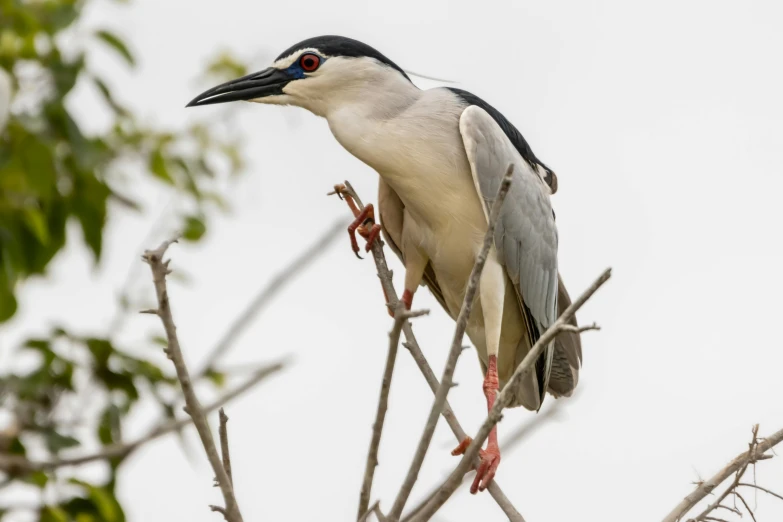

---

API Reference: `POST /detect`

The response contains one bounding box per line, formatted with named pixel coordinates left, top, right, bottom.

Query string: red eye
left=299, top=53, right=321, bottom=72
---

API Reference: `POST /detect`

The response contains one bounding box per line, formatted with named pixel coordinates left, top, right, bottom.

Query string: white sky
left=3, top=0, right=783, bottom=520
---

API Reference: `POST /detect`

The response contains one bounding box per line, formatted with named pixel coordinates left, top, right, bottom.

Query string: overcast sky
left=4, top=0, right=783, bottom=520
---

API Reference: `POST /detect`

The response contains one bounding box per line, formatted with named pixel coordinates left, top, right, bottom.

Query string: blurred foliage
left=0, top=0, right=246, bottom=323
left=0, top=0, right=246, bottom=520
left=0, top=329, right=185, bottom=522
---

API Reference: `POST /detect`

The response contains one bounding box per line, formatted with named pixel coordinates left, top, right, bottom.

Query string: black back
left=447, top=87, right=555, bottom=186
left=275, top=35, right=411, bottom=82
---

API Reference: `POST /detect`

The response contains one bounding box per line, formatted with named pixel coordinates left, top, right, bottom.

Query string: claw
left=363, top=223, right=381, bottom=252
left=347, top=203, right=380, bottom=259
left=451, top=436, right=472, bottom=456
left=472, top=444, right=500, bottom=493
left=327, top=183, right=346, bottom=200
left=451, top=437, right=501, bottom=494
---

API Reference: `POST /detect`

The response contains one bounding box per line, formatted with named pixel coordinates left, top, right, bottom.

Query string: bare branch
left=0, top=363, right=282, bottom=474
left=664, top=424, right=783, bottom=522
left=560, top=323, right=600, bottom=334
left=713, top=504, right=741, bottom=517
left=409, top=267, right=612, bottom=522
left=388, top=165, right=515, bottom=521
left=374, top=502, right=388, bottom=522
left=335, top=180, right=523, bottom=522
left=142, top=239, right=243, bottom=522
left=197, top=218, right=347, bottom=376
left=359, top=500, right=388, bottom=522
left=218, top=408, right=233, bottom=485
left=358, top=306, right=429, bottom=518
left=737, top=482, right=783, bottom=502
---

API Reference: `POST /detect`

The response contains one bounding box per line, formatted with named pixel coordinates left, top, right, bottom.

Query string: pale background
left=3, top=0, right=783, bottom=520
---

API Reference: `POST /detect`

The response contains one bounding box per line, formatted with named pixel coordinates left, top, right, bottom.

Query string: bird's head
left=186, top=35, right=412, bottom=117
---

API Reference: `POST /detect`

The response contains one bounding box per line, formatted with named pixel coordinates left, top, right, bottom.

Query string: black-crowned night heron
left=187, top=35, right=581, bottom=494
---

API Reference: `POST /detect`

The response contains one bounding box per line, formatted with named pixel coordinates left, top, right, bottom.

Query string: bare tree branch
left=737, top=483, right=783, bottom=502
left=663, top=424, right=783, bottom=522
left=142, top=239, right=242, bottom=522
left=218, top=408, right=233, bottom=485
left=197, top=218, right=347, bottom=376
left=0, top=363, right=282, bottom=474
left=409, top=267, right=612, bottom=522
left=388, top=164, right=516, bottom=521
left=333, top=179, right=523, bottom=522
left=359, top=500, right=388, bottom=522
left=686, top=425, right=761, bottom=522
left=732, top=491, right=757, bottom=522
left=358, top=307, right=429, bottom=519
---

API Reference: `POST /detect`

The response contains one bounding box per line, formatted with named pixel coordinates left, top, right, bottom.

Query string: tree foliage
left=0, top=1, right=249, bottom=520
left=0, top=0, right=246, bottom=322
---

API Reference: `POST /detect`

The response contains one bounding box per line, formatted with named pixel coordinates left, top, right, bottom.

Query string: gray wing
left=458, top=105, right=559, bottom=404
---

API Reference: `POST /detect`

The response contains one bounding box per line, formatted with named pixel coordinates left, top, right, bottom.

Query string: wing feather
left=458, top=105, right=559, bottom=406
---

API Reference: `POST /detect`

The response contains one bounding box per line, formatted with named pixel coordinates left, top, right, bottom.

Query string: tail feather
left=548, top=274, right=582, bottom=397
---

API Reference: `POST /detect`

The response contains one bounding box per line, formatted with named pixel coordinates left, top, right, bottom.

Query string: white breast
left=327, top=88, right=488, bottom=271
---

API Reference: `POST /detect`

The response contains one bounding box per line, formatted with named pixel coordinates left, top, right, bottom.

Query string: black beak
left=186, top=67, right=292, bottom=107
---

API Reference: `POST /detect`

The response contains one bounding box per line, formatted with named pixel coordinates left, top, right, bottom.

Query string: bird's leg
left=452, top=253, right=505, bottom=493
left=329, top=183, right=391, bottom=313
left=400, top=246, right=428, bottom=313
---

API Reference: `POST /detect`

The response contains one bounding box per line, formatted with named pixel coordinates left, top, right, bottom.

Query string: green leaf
left=182, top=215, right=205, bottom=242
left=149, top=335, right=168, bottom=347
left=0, top=263, right=17, bottom=322
left=98, top=406, right=121, bottom=445
left=72, top=176, right=109, bottom=261
left=88, top=485, right=120, bottom=522
left=23, top=207, right=50, bottom=244
left=149, top=149, right=173, bottom=184
left=27, top=470, right=49, bottom=488
left=8, top=437, right=25, bottom=456
left=86, top=338, right=113, bottom=366
left=97, top=369, right=139, bottom=402
left=92, top=75, right=127, bottom=115
left=204, top=368, right=225, bottom=387
left=44, top=429, right=81, bottom=452
left=94, top=30, right=135, bottom=66
left=39, top=506, right=69, bottom=522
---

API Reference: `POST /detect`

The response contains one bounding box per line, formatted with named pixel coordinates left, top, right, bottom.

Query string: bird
left=187, top=35, right=582, bottom=494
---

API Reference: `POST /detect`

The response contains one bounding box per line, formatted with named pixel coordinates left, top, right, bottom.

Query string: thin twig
left=0, top=363, right=282, bottom=474
left=409, top=267, right=612, bottom=522
left=713, top=504, right=741, bottom=517
left=388, top=164, right=515, bottom=521
left=687, top=425, right=760, bottom=522
left=664, top=424, right=783, bottom=522
left=218, top=408, right=233, bottom=485
left=732, top=491, right=757, bottom=522
left=359, top=501, right=387, bottom=522
left=142, top=239, right=242, bottom=522
left=560, top=323, right=600, bottom=334
left=358, top=307, right=429, bottom=519
left=374, top=502, right=388, bottom=522
left=335, top=179, right=523, bottom=522
left=196, top=218, right=347, bottom=376
left=737, top=483, right=783, bottom=502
